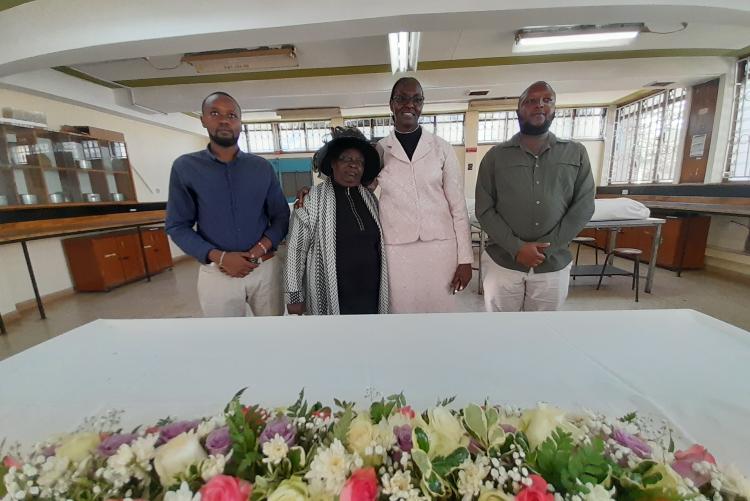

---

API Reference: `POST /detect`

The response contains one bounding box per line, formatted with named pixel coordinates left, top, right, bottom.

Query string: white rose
left=56, top=432, right=100, bottom=463
left=581, top=483, right=616, bottom=501
left=154, top=431, right=208, bottom=487
left=269, top=477, right=310, bottom=501
left=421, top=407, right=469, bottom=459
left=347, top=414, right=377, bottom=458
left=521, top=405, right=582, bottom=450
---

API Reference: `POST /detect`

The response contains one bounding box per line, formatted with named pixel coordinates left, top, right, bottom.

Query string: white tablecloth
left=1, top=310, right=748, bottom=471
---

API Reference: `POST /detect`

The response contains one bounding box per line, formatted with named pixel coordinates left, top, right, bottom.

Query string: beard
left=519, top=116, right=554, bottom=136
left=209, top=130, right=239, bottom=147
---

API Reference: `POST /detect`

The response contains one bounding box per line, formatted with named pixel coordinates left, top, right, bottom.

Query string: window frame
left=724, top=57, right=750, bottom=182
left=606, top=88, right=687, bottom=185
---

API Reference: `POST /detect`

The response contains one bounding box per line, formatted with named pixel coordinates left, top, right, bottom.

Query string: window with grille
left=478, top=108, right=605, bottom=143
left=278, top=121, right=331, bottom=152
left=725, top=58, right=750, bottom=181
left=241, top=123, right=275, bottom=153
left=343, top=117, right=396, bottom=141
left=607, top=88, right=687, bottom=184
left=478, top=111, right=519, bottom=143
left=418, top=114, right=464, bottom=144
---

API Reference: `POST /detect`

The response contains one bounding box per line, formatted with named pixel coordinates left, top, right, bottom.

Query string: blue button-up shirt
left=166, top=147, right=290, bottom=263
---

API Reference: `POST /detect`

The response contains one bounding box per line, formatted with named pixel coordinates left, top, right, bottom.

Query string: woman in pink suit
left=375, top=77, right=472, bottom=313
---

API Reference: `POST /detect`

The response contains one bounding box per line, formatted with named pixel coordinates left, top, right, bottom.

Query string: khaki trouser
left=197, top=256, right=283, bottom=317
left=481, top=251, right=572, bottom=312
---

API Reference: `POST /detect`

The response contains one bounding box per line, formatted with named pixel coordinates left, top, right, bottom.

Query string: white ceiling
left=0, top=0, right=748, bottom=130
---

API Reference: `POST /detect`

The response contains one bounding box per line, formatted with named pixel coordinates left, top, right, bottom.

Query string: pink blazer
left=376, top=130, right=473, bottom=264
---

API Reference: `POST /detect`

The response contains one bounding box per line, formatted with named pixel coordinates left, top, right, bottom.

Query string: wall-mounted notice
left=689, top=134, right=707, bottom=158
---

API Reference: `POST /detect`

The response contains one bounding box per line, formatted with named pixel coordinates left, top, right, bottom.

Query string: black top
left=333, top=182, right=381, bottom=314
left=395, top=126, right=422, bottom=160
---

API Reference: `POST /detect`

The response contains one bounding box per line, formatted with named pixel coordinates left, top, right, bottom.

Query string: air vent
left=467, top=90, right=490, bottom=96
left=644, top=81, right=674, bottom=88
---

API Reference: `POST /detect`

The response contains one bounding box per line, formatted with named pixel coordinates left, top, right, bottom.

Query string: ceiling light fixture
left=388, top=32, right=420, bottom=73
left=182, top=46, right=297, bottom=74
left=513, top=23, right=644, bottom=53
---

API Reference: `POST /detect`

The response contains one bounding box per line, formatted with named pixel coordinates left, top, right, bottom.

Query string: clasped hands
left=209, top=237, right=272, bottom=278
left=515, top=242, right=551, bottom=268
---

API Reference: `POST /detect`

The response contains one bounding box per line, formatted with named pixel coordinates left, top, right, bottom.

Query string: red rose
left=516, top=475, right=554, bottom=501
left=399, top=406, right=416, bottom=419
left=199, top=474, right=253, bottom=501
left=340, top=467, right=378, bottom=501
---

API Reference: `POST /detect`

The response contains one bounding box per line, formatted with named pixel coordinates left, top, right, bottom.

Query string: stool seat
left=613, top=248, right=642, bottom=256
left=572, top=236, right=596, bottom=243
left=597, top=247, right=642, bottom=302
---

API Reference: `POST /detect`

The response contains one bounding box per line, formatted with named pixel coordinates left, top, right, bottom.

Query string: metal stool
left=571, top=236, right=597, bottom=280
left=597, top=248, right=642, bottom=302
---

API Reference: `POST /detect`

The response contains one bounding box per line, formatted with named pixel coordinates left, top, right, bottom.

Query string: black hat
left=316, top=134, right=381, bottom=185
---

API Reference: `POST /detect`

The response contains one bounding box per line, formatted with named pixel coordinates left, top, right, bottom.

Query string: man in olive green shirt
left=475, top=81, right=595, bottom=311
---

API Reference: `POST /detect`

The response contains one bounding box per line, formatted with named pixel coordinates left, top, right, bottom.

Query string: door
left=679, top=79, right=719, bottom=183
left=152, top=229, right=173, bottom=270
left=140, top=229, right=162, bottom=274
left=92, top=236, right=125, bottom=288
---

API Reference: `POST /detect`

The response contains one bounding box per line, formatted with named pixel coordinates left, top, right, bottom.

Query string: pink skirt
left=385, top=239, right=458, bottom=314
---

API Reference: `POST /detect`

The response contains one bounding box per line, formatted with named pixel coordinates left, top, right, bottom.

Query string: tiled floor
left=2, top=247, right=749, bottom=360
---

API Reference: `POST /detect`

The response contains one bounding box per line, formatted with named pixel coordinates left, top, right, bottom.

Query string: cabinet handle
left=143, top=245, right=152, bottom=249
left=104, top=253, right=117, bottom=258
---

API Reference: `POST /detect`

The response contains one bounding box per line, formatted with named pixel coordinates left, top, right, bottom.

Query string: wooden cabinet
left=578, top=215, right=711, bottom=270
left=0, top=123, right=137, bottom=208
left=62, top=228, right=172, bottom=291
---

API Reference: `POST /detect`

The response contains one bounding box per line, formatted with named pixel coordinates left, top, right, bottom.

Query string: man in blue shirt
left=166, top=92, right=290, bottom=316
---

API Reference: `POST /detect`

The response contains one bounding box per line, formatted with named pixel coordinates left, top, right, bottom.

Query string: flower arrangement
left=2, top=390, right=748, bottom=501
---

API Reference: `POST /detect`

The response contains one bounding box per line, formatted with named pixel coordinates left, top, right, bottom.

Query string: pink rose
left=516, top=475, right=554, bottom=501
left=340, top=467, right=378, bottom=501
left=2, top=456, right=22, bottom=469
left=399, top=406, right=416, bottom=419
left=199, top=475, right=253, bottom=501
left=671, top=444, right=716, bottom=487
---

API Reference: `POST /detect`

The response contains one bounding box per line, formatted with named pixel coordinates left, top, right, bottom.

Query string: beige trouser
left=481, top=251, right=572, bottom=312
left=197, top=256, right=283, bottom=317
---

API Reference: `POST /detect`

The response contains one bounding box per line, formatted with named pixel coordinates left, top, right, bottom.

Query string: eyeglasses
left=391, top=95, right=425, bottom=106
left=337, top=155, right=365, bottom=167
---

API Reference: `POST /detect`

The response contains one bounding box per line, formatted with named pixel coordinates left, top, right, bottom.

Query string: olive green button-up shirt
left=475, top=132, right=595, bottom=273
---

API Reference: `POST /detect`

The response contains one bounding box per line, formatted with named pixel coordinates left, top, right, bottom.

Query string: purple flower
left=259, top=416, right=296, bottom=447
left=41, top=445, right=56, bottom=458
left=501, top=424, right=517, bottom=434
left=98, top=434, right=137, bottom=457
left=158, top=420, right=201, bottom=445
left=394, top=425, right=413, bottom=453
left=612, top=428, right=652, bottom=458
left=206, top=426, right=232, bottom=456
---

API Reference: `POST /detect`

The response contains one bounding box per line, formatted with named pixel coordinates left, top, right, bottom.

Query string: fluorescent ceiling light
left=389, top=32, right=420, bottom=73
left=513, top=24, right=643, bottom=53
left=182, top=47, right=297, bottom=74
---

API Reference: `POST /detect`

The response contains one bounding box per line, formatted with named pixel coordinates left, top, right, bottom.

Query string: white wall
left=0, top=88, right=207, bottom=317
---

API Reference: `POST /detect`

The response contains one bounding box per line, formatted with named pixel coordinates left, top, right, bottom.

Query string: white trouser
left=481, top=251, right=572, bottom=312
left=197, top=256, right=283, bottom=317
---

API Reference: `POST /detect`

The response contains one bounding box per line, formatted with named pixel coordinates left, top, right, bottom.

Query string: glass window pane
left=304, top=121, right=331, bottom=151
left=278, top=122, right=307, bottom=152
left=727, top=58, right=750, bottom=181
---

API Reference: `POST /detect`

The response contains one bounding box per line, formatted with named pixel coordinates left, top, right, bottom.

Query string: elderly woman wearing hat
left=283, top=128, right=388, bottom=315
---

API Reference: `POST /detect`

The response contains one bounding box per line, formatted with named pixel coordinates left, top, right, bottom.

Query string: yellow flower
left=153, top=432, right=208, bottom=487
left=478, top=488, right=514, bottom=501
left=520, top=405, right=582, bottom=450
left=419, top=407, right=469, bottom=459
left=56, top=432, right=100, bottom=463
left=269, top=477, right=310, bottom=501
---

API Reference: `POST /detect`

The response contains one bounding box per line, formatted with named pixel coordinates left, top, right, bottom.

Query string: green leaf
left=463, top=404, right=488, bottom=443
left=414, top=427, right=430, bottom=453
left=332, top=406, right=354, bottom=446
left=619, top=411, right=638, bottom=423
left=422, top=472, right=446, bottom=497
left=411, top=448, right=432, bottom=476
left=431, top=447, right=470, bottom=477
left=0, top=464, right=8, bottom=497
left=224, top=387, right=248, bottom=414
